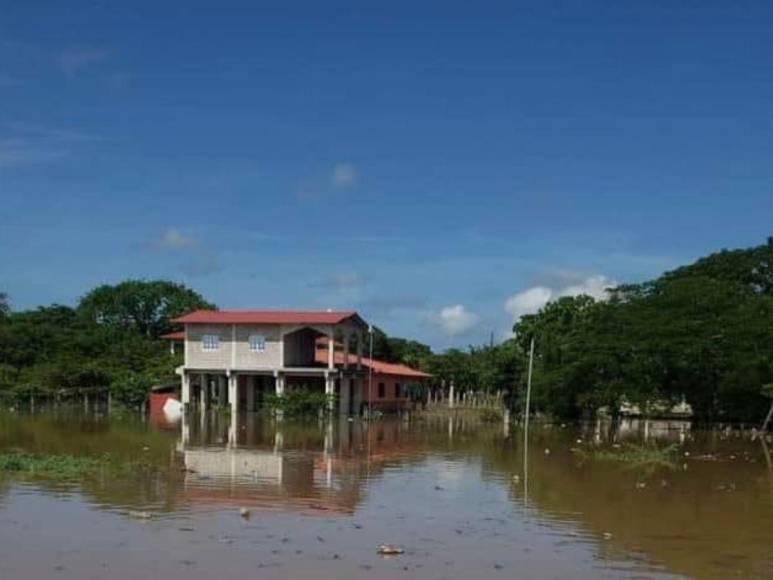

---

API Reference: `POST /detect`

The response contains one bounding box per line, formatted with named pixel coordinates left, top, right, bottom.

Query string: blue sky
left=2, top=1, right=773, bottom=349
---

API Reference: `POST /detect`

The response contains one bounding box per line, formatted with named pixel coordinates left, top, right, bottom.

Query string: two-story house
left=171, top=309, right=369, bottom=414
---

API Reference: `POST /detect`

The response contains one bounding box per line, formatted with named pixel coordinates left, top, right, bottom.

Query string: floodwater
left=0, top=410, right=771, bottom=579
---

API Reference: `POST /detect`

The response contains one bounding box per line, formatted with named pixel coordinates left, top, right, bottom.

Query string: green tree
left=78, top=280, right=215, bottom=338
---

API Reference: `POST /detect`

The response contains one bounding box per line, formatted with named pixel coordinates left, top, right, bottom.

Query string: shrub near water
left=264, top=389, right=333, bottom=416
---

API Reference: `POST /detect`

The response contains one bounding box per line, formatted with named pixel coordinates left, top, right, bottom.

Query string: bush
left=110, top=373, right=155, bottom=409
left=479, top=408, right=503, bottom=423
left=264, top=388, right=333, bottom=416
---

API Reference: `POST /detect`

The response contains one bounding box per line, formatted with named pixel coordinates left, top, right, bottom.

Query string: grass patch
left=578, top=444, right=679, bottom=468
left=0, top=452, right=115, bottom=478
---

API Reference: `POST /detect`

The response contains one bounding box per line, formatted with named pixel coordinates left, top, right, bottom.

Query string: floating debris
left=239, top=507, right=251, bottom=518
left=602, top=532, right=613, bottom=540
left=127, top=510, right=152, bottom=520
left=378, top=544, right=405, bottom=555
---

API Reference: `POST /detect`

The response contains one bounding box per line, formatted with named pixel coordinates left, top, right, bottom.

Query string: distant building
left=162, top=309, right=429, bottom=415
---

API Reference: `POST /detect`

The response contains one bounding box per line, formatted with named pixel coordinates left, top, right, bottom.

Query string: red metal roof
left=172, top=309, right=359, bottom=325
left=314, top=350, right=431, bottom=379
left=160, top=331, right=185, bottom=340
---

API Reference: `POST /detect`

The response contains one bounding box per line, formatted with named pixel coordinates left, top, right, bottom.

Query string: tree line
left=2, top=237, right=773, bottom=421
left=374, top=238, right=773, bottom=423
left=0, top=281, right=213, bottom=407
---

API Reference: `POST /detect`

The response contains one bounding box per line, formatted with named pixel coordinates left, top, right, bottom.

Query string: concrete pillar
left=352, top=377, right=362, bottom=415
left=343, top=332, right=350, bottom=369
left=181, top=412, right=190, bottom=445
left=339, top=376, right=351, bottom=415
left=228, top=406, right=237, bottom=446
left=356, top=332, right=363, bottom=369
left=182, top=371, right=191, bottom=408
left=449, top=381, right=455, bottom=409
left=325, top=373, right=336, bottom=413
left=275, top=373, right=285, bottom=396
left=229, top=373, right=239, bottom=415
left=327, top=328, right=335, bottom=370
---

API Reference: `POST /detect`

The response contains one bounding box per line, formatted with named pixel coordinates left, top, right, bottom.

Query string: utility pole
left=524, top=337, right=535, bottom=436
left=368, top=325, right=374, bottom=419
left=523, top=336, right=535, bottom=507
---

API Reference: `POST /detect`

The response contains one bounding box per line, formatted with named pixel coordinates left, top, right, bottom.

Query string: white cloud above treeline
left=430, top=304, right=480, bottom=337
left=505, top=274, right=616, bottom=321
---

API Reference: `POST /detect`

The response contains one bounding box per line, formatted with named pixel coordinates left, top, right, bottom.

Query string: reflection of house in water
left=178, top=413, right=421, bottom=514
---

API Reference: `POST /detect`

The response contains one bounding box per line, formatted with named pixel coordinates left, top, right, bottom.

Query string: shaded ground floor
left=177, top=369, right=416, bottom=415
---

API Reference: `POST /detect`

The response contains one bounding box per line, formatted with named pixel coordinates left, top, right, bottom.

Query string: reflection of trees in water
left=4, top=410, right=772, bottom=579
left=0, top=410, right=185, bottom=512
left=480, top=423, right=773, bottom=580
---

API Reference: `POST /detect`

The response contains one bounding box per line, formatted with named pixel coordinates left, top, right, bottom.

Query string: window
left=249, top=334, right=266, bottom=352
left=201, top=334, right=219, bottom=351
left=378, top=382, right=386, bottom=398
left=395, top=382, right=402, bottom=398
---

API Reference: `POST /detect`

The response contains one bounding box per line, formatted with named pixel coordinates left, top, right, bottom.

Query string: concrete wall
left=186, top=323, right=283, bottom=370
left=234, top=324, right=282, bottom=368
left=185, top=324, right=233, bottom=369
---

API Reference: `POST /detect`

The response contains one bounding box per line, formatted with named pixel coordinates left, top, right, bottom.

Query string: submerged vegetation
left=583, top=444, right=680, bottom=468
left=0, top=452, right=115, bottom=478
left=264, top=389, right=334, bottom=416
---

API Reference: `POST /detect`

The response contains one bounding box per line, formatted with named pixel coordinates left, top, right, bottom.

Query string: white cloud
left=558, top=274, right=615, bottom=301
left=431, top=304, right=480, bottom=337
left=157, top=228, right=196, bottom=250
left=505, top=275, right=616, bottom=322
left=332, top=162, right=357, bottom=187
left=58, top=47, right=110, bottom=78
left=505, top=286, right=553, bottom=320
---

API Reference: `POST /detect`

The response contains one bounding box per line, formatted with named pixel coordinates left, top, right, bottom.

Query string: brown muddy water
left=0, top=410, right=771, bottom=579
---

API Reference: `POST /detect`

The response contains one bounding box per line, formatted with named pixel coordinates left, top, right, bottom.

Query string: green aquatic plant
left=582, top=443, right=680, bottom=468
left=0, top=452, right=123, bottom=478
